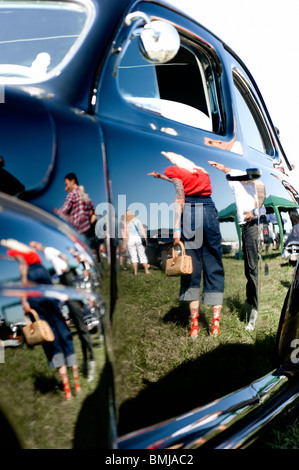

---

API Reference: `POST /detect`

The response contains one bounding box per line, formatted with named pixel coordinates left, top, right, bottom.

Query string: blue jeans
left=27, top=263, right=76, bottom=369
left=28, top=298, right=76, bottom=369
left=180, top=196, right=224, bottom=305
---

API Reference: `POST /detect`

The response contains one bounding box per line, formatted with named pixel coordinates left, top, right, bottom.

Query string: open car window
left=118, top=35, right=223, bottom=133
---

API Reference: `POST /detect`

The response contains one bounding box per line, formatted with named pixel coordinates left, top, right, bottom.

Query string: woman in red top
left=2, top=239, right=80, bottom=399
left=149, top=164, right=224, bottom=337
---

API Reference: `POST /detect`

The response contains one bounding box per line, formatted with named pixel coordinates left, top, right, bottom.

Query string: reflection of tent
left=264, top=195, right=299, bottom=251
left=219, top=195, right=299, bottom=255
left=218, top=203, right=237, bottom=223
left=218, top=203, right=242, bottom=258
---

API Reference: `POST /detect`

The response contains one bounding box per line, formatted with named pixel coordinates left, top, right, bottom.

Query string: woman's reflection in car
left=148, top=152, right=224, bottom=338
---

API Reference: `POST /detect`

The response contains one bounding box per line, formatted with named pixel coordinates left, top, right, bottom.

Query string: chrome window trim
left=233, top=67, right=276, bottom=158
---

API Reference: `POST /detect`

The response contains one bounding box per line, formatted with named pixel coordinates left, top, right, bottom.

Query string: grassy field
left=0, top=329, right=106, bottom=449
left=112, top=250, right=298, bottom=447
left=0, top=249, right=298, bottom=448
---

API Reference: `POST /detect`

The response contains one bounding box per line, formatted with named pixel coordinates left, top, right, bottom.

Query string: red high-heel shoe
left=210, top=316, right=220, bottom=336
left=63, top=379, right=72, bottom=400
left=189, top=313, right=199, bottom=339
left=73, top=370, right=81, bottom=394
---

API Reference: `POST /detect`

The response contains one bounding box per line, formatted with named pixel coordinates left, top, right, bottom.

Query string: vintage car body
left=1, top=0, right=299, bottom=449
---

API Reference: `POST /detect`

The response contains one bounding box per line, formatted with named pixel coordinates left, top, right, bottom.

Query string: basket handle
left=171, top=240, right=186, bottom=258
left=24, top=308, right=40, bottom=326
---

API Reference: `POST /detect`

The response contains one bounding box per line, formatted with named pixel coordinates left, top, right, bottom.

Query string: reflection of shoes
left=73, top=370, right=81, bottom=394
left=210, top=317, right=220, bottom=336
left=63, top=381, right=72, bottom=400
left=245, top=323, right=254, bottom=331
left=245, top=308, right=258, bottom=331
left=189, top=314, right=199, bottom=339
left=88, top=360, right=95, bottom=382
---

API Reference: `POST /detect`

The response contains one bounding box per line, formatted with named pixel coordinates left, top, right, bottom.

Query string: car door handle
left=226, top=168, right=262, bottom=181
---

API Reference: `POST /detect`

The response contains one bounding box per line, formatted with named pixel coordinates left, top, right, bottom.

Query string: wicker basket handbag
left=165, top=241, right=193, bottom=277
left=22, top=309, right=55, bottom=346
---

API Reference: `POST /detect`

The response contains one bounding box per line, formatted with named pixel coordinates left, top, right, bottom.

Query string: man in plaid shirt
left=54, top=173, right=95, bottom=239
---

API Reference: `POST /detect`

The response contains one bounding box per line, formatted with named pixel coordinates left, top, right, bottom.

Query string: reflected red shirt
left=7, top=249, right=41, bottom=265
left=164, top=166, right=212, bottom=196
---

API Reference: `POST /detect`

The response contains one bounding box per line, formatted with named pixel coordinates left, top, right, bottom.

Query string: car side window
left=233, top=69, right=275, bottom=156
left=118, top=36, right=221, bottom=133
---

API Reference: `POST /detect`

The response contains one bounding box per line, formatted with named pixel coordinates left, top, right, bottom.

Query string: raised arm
left=148, top=171, right=172, bottom=182
left=172, top=178, right=185, bottom=245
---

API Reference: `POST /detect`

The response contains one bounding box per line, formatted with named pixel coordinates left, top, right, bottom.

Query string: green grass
left=253, top=412, right=299, bottom=449
left=112, top=251, right=298, bottom=446
left=1, top=250, right=298, bottom=448
left=0, top=330, right=106, bottom=449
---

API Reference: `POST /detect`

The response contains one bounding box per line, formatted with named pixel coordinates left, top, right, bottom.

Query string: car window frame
left=95, top=2, right=228, bottom=138
left=232, top=67, right=276, bottom=158
left=117, top=33, right=224, bottom=133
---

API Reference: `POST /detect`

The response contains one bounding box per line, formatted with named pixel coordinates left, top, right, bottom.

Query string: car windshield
left=0, top=1, right=94, bottom=84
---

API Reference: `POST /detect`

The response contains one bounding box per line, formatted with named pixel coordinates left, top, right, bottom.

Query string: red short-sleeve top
left=164, top=166, right=212, bottom=197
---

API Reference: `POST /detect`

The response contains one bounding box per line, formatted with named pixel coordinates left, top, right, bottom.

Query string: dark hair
left=65, top=172, right=79, bottom=185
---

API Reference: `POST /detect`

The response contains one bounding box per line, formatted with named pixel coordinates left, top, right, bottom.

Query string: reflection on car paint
left=1, top=0, right=299, bottom=450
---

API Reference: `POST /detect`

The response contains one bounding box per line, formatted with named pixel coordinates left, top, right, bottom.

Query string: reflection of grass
left=112, top=252, right=299, bottom=447
left=0, top=331, right=106, bottom=449
left=1, top=252, right=298, bottom=448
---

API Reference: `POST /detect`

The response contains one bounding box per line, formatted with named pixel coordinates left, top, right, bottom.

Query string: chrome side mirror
left=124, top=12, right=180, bottom=64
left=139, top=20, right=180, bottom=63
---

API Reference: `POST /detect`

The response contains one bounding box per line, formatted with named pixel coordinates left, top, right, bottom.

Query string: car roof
left=2, top=0, right=230, bottom=109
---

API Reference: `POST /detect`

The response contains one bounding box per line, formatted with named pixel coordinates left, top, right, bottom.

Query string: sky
left=169, top=0, right=299, bottom=178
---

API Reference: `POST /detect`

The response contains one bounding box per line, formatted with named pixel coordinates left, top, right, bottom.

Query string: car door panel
left=94, top=1, right=299, bottom=436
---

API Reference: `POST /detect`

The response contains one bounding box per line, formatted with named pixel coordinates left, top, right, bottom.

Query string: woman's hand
left=173, top=228, right=181, bottom=246
left=22, top=299, right=31, bottom=313
left=243, top=210, right=254, bottom=222
left=148, top=172, right=172, bottom=182
left=148, top=171, right=160, bottom=178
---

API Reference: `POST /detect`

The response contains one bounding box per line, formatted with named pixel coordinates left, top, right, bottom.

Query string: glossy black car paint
left=0, top=0, right=299, bottom=449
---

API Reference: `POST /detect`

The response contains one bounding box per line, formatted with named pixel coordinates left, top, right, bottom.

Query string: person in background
left=54, top=173, right=96, bottom=251
left=124, top=210, right=150, bottom=276
left=209, top=161, right=266, bottom=332
left=118, top=215, right=128, bottom=270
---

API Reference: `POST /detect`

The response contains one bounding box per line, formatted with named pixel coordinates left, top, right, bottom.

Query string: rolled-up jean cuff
left=49, top=352, right=77, bottom=369
left=202, top=292, right=223, bottom=305
left=179, top=287, right=200, bottom=302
